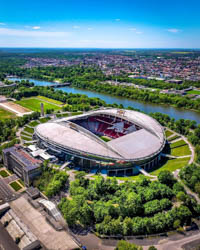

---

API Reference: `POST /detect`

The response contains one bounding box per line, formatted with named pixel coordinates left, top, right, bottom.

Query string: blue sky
left=0, top=0, right=200, bottom=48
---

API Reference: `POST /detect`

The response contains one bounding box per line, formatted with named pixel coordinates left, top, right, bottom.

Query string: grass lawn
left=21, top=136, right=32, bottom=141
left=39, top=117, right=51, bottom=123
left=0, top=170, right=10, bottom=178
left=170, top=139, right=187, bottom=148
left=9, top=181, right=22, bottom=191
left=16, top=98, right=61, bottom=112
left=37, top=96, right=63, bottom=105
left=187, top=90, right=200, bottom=95
left=52, top=164, right=61, bottom=168
left=21, top=131, right=32, bottom=137
left=24, top=143, right=33, bottom=146
left=149, top=157, right=190, bottom=176
left=56, top=113, right=69, bottom=118
left=165, top=130, right=174, bottom=138
left=0, top=108, right=16, bottom=120
left=171, top=144, right=191, bottom=157
left=168, top=135, right=181, bottom=142
left=23, top=126, right=34, bottom=134
left=91, top=174, right=152, bottom=182
left=100, top=136, right=111, bottom=142
left=71, top=111, right=83, bottom=116
left=115, top=175, right=153, bottom=181
left=28, top=120, right=40, bottom=127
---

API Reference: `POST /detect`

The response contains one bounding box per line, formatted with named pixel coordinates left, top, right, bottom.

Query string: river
left=9, top=77, right=200, bottom=123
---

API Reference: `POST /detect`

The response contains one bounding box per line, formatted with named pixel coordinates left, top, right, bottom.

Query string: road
left=144, top=231, right=200, bottom=250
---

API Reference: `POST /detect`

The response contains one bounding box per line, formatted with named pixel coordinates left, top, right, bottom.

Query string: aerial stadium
left=34, top=108, right=166, bottom=176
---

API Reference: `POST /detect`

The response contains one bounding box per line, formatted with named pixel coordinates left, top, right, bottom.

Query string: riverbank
left=9, top=77, right=200, bottom=123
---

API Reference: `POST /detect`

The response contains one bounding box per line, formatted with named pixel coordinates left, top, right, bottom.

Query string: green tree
left=176, top=191, right=187, bottom=202
left=173, top=219, right=181, bottom=229
left=158, top=170, right=175, bottom=187
left=115, top=240, right=143, bottom=250
left=148, top=247, right=157, bottom=250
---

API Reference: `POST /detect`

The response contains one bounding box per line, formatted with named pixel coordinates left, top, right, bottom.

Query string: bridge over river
left=49, top=82, right=71, bottom=88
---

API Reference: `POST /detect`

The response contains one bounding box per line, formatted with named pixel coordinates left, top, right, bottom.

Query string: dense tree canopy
left=58, top=174, right=199, bottom=236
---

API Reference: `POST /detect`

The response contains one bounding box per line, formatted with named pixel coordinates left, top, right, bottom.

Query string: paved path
left=169, top=137, right=182, bottom=144
left=25, top=124, right=34, bottom=129
left=167, top=132, right=176, bottom=139
left=173, top=169, right=200, bottom=203
left=161, top=153, right=191, bottom=159
left=183, top=136, right=195, bottom=165
left=144, top=231, right=200, bottom=250
left=137, top=166, right=156, bottom=178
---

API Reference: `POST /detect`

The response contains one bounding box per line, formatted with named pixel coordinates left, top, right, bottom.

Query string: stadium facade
left=34, top=108, right=166, bottom=176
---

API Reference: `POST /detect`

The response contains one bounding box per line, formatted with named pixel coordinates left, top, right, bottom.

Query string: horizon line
left=1, top=47, right=200, bottom=50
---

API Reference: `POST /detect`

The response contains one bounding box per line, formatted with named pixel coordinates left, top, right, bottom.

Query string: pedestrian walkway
left=173, top=169, right=200, bottom=204
left=169, top=137, right=182, bottom=144
left=161, top=153, right=191, bottom=159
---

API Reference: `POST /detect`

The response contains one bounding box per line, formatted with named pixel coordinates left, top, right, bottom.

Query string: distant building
left=147, top=76, right=165, bottom=81
left=3, top=145, right=42, bottom=186
left=167, top=79, right=183, bottom=84
left=128, top=75, right=147, bottom=79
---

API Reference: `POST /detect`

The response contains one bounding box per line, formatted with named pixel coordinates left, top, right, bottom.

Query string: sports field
left=0, top=107, right=16, bottom=120
left=37, top=96, right=63, bottom=105
left=16, top=98, right=61, bottom=112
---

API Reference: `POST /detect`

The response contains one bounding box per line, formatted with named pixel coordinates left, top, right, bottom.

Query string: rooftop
left=3, top=145, right=41, bottom=171
left=35, top=109, right=165, bottom=161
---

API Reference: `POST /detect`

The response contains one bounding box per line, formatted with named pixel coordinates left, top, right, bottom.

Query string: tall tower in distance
left=41, top=103, right=44, bottom=117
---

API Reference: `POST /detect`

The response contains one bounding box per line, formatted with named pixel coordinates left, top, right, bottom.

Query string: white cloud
left=0, top=28, right=70, bottom=38
left=167, top=28, right=181, bottom=33
left=87, top=27, right=93, bottom=30
left=32, top=26, right=41, bottom=30
left=129, top=28, right=137, bottom=31
left=73, top=25, right=80, bottom=29
left=136, top=31, right=143, bottom=34
left=115, top=19, right=120, bottom=22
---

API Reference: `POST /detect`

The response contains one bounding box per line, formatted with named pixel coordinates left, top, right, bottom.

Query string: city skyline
left=0, top=0, right=200, bottom=48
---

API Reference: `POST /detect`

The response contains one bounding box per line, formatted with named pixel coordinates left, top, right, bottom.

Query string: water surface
left=10, top=77, right=200, bottom=123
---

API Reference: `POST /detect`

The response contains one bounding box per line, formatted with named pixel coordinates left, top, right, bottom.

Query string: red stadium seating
left=72, top=114, right=140, bottom=140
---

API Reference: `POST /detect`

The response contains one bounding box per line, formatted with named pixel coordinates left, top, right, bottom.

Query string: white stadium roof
left=35, top=108, right=165, bottom=161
